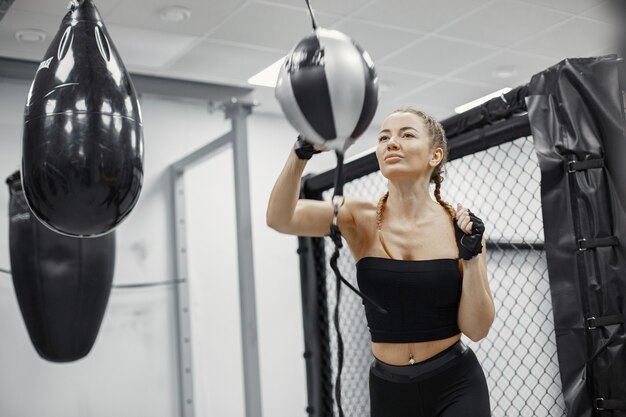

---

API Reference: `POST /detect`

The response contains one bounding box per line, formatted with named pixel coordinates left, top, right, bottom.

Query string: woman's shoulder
left=343, top=196, right=377, bottom=217
left=337, top=197, right=378, bottom=255
left=340, top=196, right=378, bottom=237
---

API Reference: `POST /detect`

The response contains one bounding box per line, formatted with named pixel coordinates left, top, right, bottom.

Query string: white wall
left=0, top=77, right=381, bottom=417
left=184, top=145, right=246, bottom=417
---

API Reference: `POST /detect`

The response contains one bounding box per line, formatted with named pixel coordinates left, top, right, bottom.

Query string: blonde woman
left=267, top=108, right=494, bottom=417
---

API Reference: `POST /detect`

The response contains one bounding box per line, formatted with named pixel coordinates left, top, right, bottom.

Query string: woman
left=267, top=107, right=495, bottom=417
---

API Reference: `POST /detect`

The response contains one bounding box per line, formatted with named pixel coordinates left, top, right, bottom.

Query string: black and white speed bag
left=275, top=28, right=379, bottom=153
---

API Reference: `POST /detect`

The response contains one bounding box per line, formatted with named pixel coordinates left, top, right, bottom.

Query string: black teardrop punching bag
left=22, top=0, right=143, bottom=237
left=6, top=171, right=116, bottom=362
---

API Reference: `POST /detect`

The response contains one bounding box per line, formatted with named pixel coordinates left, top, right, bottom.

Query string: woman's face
left=375, top=112, right=442, bottom=180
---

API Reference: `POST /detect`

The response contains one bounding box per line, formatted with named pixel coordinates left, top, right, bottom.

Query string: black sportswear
left=369, top=340, right=491, bottom=417
left=356, top=257, right=462, bottom=343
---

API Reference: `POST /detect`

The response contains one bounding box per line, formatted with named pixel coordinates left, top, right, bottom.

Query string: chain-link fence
left=306, top=134, right=567, bottom=417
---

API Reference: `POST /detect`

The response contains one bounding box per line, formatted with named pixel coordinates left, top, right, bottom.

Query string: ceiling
left=0, top=0, right=618, bottom=125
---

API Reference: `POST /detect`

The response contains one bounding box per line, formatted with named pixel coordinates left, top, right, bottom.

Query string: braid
left=376, top=191, right=389, bottom=230
left=433, top=175, right=456, bottom=221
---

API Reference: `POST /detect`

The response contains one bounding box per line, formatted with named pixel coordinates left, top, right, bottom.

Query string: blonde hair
left=376, top=107, right=456, bottom=222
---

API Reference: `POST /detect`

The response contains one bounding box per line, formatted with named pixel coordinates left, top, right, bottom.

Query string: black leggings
left=369, top=340, right=491, bottom=417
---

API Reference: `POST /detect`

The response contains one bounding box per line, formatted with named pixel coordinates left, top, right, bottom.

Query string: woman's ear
left=430, top=147, right=444, bottom=165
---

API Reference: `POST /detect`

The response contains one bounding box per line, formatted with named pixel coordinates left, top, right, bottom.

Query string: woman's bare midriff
left=371, top=333, right=462, bottom=365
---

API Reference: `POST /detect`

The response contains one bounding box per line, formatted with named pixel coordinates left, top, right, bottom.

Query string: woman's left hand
left=455, top=203, right=473, bottom=234
left=454, top=203, right=485, bottom=260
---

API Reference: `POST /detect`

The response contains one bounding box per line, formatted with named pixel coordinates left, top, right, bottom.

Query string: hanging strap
left=586, top=314, right=624, bottom=329
left=566, top=157, right=604, bottom=173
left=566, top=154, right=625, bottom=410
left=328, top=219, right=345, bottom=417
left=328, top=151, right=388, bottom=417
left=327, top=151, right=387, bottom=313
left=566, top=156, right=620, bottom=251
left=577, top=236, right=620, bottom=251
left=584, top=313, right=624, bottom=365
left=594, top=397, right=626, bottom=411
left=587, top=315, right=626, bottom=411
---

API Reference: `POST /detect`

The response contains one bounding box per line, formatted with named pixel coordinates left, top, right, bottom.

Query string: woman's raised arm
left=266, top=145, right=355, bottom=238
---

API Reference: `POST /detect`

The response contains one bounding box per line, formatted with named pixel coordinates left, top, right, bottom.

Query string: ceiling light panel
left=454, top=87, right=512, bottom=113
left=165, top=41, right=284, bottom=85
left=247, top=57, right=285, bottom=87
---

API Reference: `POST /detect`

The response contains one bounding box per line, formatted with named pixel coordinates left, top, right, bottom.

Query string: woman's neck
left=385, top=182, right=438, bottom=222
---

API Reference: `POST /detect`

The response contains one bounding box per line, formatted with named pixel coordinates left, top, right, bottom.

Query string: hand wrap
left=293, top=135, right=322, bottom=160
left=454, top=209, right=485, bottom=260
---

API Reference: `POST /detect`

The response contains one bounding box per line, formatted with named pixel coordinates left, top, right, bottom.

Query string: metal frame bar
left=226, top=100, right=263, bottom=417
left=303, top=114, right=531, bottom=195
left=297, top=183, right=333, bottom=417
left=170, top=99, right=261, bottom=417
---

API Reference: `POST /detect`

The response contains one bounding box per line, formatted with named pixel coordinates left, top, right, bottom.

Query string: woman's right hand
left=293, top=135, right=329, bottom=160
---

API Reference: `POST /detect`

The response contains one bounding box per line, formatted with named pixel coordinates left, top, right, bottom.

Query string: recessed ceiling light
left=492, top=65, right=517, bottom=79
left=454, top=87, right=512, bottom=114
left=15, top=29, right=47, bottom=43
left=159, top=6, right=192, bottom=22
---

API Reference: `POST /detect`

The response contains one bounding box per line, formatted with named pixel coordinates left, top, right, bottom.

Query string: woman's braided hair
left=376, top=107, right=456, bottom=224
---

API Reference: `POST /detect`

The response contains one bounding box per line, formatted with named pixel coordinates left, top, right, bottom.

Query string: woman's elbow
left=462, top=318, right=494, bottom=342
left=465, top=329, right=489, bottom=343
left=266, top=209, right=274, bottom=228
left=266, top=212, right=281, bottom=231
left=266, top=212, right=290, bottom=233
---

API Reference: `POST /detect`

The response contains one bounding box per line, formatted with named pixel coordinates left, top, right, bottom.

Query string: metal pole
left=225, top=98, right=263, bottom=417
left=170, top=166, right=195, bottom=417
left=298, top=178, right=335, bottom=417
left=170, top=131, right=234, bottom=417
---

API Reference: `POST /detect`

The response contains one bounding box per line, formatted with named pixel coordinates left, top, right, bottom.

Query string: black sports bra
left=356, top=256, right=462, bottom=343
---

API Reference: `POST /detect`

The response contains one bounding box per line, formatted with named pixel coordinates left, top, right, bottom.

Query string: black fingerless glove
left=454, top=209, right=485, bottom=260
left=293, top=135, right=322, bottom=160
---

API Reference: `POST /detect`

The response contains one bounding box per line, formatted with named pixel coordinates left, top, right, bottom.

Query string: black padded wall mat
left=527, top=56, right=626, bottom=417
